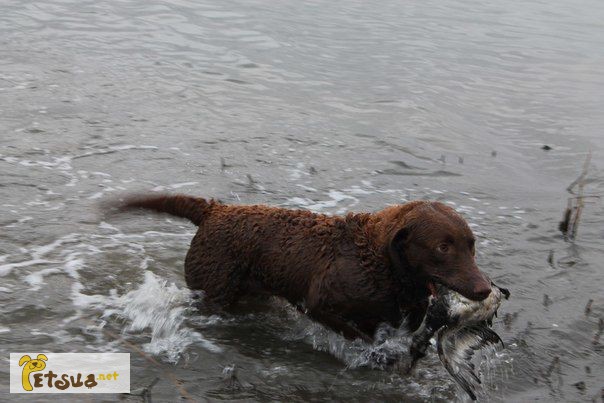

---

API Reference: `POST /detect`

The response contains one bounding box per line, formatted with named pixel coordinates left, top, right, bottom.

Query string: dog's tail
left=108, top=194, right=214, bottom=226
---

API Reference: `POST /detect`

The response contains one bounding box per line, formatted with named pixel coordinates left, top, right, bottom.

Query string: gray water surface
left=1, top=0, right=603, bottom=401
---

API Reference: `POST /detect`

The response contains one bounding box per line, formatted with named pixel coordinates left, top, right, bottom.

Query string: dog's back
left=111, top=194, right=356, bottom=307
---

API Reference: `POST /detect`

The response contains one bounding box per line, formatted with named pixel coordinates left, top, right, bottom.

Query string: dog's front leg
left=306, top=309, right=374, bottom=344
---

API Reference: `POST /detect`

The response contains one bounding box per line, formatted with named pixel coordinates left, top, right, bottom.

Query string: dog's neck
left=345, top=211, right=426, bottom=300
left=345, top=213, right=428, bottom=331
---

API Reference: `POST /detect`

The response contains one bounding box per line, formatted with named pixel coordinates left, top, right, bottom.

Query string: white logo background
left=10, top=353, right=130, bottom=394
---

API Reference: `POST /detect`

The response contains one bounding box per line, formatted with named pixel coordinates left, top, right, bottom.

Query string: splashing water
left=102, top=270, right=222, bottom=363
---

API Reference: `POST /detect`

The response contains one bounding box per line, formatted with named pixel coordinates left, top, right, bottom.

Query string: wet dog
left=110, top=194, right=494, bottom=343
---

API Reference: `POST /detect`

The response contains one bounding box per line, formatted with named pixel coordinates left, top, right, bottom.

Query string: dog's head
left=387, top=201, right=492, bottom=302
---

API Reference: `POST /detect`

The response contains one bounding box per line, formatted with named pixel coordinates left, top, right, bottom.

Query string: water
left=1, top=0, right=603, bottom=401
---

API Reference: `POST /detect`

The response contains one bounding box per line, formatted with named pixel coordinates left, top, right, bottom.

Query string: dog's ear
left=36, top=354, right=48, bottom=362
left=19, top=355, right=31, bottom=366
left=388, top=225, right=413, bottom=274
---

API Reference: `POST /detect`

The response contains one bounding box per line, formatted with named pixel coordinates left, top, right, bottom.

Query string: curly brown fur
left=110, top=194, right=492, bottom=343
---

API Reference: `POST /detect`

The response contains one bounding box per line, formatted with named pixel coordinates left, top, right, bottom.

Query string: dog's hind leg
left=184, top=236, right=248, bottom=308
left=184, top=260, right=247, bottom=308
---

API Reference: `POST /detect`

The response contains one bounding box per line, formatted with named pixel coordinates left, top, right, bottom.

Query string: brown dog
left=112, top=194, right=492, bottom=343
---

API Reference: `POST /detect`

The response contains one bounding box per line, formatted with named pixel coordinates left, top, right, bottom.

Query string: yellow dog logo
left=19, top=354, right=48, bottom=391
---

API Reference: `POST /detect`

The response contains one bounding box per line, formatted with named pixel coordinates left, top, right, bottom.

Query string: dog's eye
left=437, top=243, right=449, bottom=253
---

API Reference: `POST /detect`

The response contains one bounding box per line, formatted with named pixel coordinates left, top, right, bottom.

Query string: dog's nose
left=31, top=362, right=38, bottom=367
left=471, top=286, right=491, bottom=301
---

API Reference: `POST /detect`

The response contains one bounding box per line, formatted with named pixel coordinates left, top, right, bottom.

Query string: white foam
left=63, top=255, right=84, bottom=279
left=284, top=189, right=359, bottom=214
left=151, top=182, right=199, bottom=192
left=284, top=306, right=412, bottom=370
left=24, top=268, right=62, bottom=290
left=296, top=184, right=318, bottom=192
left=30, top=233, right=80, bottom=260
left=1, top=233, right=87, bottom=280
left=88, top=191, right=105, bottom=200
left=99, top=221, right=120, bottom=232
left=0, top=259, right=55, bottom=277
left=286, top=163, right=309, bottom=180
left=71, top=282, right=108, bottom=309
left=343, top=186, right=373, bottom=195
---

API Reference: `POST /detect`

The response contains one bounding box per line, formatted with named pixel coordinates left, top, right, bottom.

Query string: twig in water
left=0, top=76, right=19, bottom=85
left=547, top=250, right=555, bottom=268
left=559, top=151, right=592, bottom=240
left=543, top=294, right=551, bottom=307
left=503, top=312, right=519, bottom=331
left=566, top=151, right=592, bottom=195
left=221, top=364, right=241, bottom=389
left=102, top=328, right=196, bottom=402
left=593, top=318, right=603, bottom=345
left=542, top=356, right=563, bottom=392
left=129, top=376, right=160, bottom=403
left=585, top=299, right=594, bottom=316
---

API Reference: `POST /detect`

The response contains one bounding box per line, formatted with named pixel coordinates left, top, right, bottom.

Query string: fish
left=407, top=282, right=510, bottom=400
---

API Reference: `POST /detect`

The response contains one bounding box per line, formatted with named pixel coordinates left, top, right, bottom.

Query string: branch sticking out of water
left=584, top=299, right=594, bottom=316
left=542, top=356, right=563, bottom=391
left=101, top=328, right=195, bottom=402
left=559, top=151, right=592, bottom=241
left=129, top=377, right=160, bottom=403
left=594, top=318, right=603, bottom=345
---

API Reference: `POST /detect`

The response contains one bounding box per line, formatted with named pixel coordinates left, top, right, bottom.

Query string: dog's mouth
left=410, top=279, right=498, bottom=331
left=424, top=273, right=495, bottom=302
left=425, top=280, right=452, bottom=301
left=421, top=279, right=510, bottom=320
left=426, top=281, right=439, bottom=298
left=413, top=280, right=444, bottom=328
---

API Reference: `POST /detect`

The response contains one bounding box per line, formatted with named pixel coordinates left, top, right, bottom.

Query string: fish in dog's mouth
left=408, top=282, right=510, bottom=401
